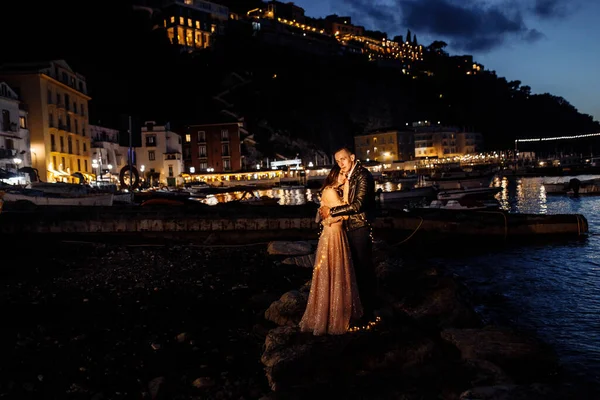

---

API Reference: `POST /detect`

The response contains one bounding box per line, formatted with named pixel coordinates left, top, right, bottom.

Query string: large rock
left=267, top=241, right=313, bottom=256
left=282, top=253, right=315, bottom=268
left=441, top=327, right=559, bottom=383
left=264, top=290, right=309, bottom=327
left=459, top=383, right=568, bottom=400
left=396, top=275, right=482, bottom=328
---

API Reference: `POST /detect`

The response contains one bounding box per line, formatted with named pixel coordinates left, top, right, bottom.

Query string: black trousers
left=346, top=226, right=377, bottom=315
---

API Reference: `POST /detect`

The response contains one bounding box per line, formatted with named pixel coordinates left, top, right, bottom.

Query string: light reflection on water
left=196, top=188, right=317, bottom=206
left=427, top=175, right=600, bottom=393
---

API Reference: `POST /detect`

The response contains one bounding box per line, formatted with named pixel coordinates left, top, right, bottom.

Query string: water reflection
left=194, top=188, right=318, bottom=206
left=192, top=174, right=600, bottom=212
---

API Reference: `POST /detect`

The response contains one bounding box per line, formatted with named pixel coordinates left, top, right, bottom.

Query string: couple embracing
left=299, top=146, right=378, bottom=336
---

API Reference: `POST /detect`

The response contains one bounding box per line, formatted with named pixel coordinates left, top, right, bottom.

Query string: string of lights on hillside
left=515, top=132, right=600, bottom=143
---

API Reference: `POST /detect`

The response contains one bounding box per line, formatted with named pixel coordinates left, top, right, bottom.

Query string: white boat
left=437, top=186, right=502, bottom=201
left=376, top=185, right=437, bottom=202
left=423, top=198, right=500, bottom=211
left=2, top=188, right=114, bottom=206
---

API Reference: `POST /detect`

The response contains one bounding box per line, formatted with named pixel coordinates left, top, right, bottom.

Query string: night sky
left=294, top=0, right=600, bottom=123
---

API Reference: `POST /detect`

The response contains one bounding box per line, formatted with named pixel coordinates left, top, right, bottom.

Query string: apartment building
left=0, top=82, right=30, bottom=172
left=138, top=121, right=184, bottom=187
left=354, top=129, right=414, bottom=163
left=181, top=121, right=242, bottom=173
left=89, top=124, right=130, bottom=185
left=0, top=60, right=92, bottom=183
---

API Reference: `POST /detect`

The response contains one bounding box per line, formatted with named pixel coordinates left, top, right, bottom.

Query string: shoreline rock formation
left=261, top=240, right=576, bottom=399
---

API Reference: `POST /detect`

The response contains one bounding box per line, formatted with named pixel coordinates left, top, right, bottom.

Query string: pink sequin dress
left=299, top=186, right=363, bottom=335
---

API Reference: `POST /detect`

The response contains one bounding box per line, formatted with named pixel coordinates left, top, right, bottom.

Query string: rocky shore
left=0, top=235, right=587, bottom=399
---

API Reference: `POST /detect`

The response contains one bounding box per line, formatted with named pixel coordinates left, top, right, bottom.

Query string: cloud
left=331, top=0, right=578, bottom=52
left=532, top=0, right=569, bottom=18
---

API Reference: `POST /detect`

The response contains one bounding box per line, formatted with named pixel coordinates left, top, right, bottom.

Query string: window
left=49, top=112, right=54, bottom=127
left=183, top=147, right=191, bottom=159
left=80, top=104, right=85, bottom=116
left=77, top=159, right=81, bottom=171
left=223, top=159, right=231, bottom=171
left=221, top=129, right=229, bottom=140
left=198, top=131, right=206, bottom=142
left=52, top=156, right=57, bottom=169
left=19, top=116, right=26, bottom=129
left=75, top=140, right=79, bottom=155
left=221, top=143, right=229, bottom=156
left=61, top=157, right=65, bottom=170
left=60, top=136, right=64, bottom=152
left=51, top=134, right=56, bottom=151
left=198, top=145, right=207, bottom=157
left=148, top=150, right=155, bottom=161
left=146, top=135, right=156, bottom=147
left=74, top=119, right=78, bottom=134
left=68, top=137, right=72, bottom=154
left=47, top=90, right=52, bottom=104
left=84, top=160, right=88, bottom=172
left=168, top=165, right=174, bottom=177
left=1, top=109, right=9, bottom=131
left=83, top=143, right=87, bottom=152
left=185, top=134, right=191, bottom=142
left=179, top=16, right=184, bottom=25
left=200, top=161, right=208, bottom=170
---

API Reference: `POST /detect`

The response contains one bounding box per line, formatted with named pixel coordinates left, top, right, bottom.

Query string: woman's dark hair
left=320, top=165, right=342, bottom=192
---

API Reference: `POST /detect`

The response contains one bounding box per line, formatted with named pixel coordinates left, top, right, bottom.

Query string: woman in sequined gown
left=299, top=166, right=363, bottom=335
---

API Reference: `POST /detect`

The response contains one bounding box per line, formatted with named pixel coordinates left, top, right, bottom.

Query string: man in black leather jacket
left=319, top=146, right=378, bottom=321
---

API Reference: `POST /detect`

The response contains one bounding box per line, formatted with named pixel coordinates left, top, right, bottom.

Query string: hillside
left=0, top=1, right=598, bottom=157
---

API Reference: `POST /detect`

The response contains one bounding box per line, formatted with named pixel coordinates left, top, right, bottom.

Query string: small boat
left=2, top=188, right=114, bottom=206
left=437, top=186, right=502, bottom=201
left=376, top=185, right=437, bottom=202
left=423, top=198, right=500, bottom=211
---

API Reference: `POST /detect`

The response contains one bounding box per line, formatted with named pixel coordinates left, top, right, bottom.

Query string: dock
left=0, top=203, right=588, bottom=245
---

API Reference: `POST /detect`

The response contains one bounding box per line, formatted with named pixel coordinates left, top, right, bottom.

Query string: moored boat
left=2, top=188, right=114, bottom=206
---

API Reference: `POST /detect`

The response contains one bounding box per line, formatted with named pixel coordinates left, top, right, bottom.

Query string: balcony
left=0, top=148, right=17, bottom=159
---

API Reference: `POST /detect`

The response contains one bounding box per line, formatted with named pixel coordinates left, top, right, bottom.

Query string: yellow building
left=0, top=60, right=92, bottom=183
left=354, top=129, right=414, bottom=163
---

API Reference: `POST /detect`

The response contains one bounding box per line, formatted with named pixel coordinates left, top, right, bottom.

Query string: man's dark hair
left=334, top=145, right=354, bottom=155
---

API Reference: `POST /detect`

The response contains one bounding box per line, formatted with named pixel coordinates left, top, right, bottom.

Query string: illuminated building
left=181, top=121, right=242, bottom=173
left=139, top=121, right=184, bottom=187
left=0, top=82, right=30, bottom=174
left=354, top=129, right=414, bottom=163
left=160, top=0, right=229, bottom=51
left=0, top=60, right=92, bottom=183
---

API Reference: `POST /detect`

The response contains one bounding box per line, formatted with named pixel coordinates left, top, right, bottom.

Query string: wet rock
left=264, top=290, right=308, bottom=327
left=459, top=383, right=565, bottom=400
left=267, top=241, right=313, bottom=256
left=441, top=327, right=560, bottom=382
left=281, top=253, right=315, bottom=268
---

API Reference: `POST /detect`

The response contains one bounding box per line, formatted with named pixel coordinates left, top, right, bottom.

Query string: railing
left=0, top=148, right=17, bottom=159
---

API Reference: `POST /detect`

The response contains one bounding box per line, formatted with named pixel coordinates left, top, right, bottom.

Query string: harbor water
left=427, top=175, right=600, bottom=394
left=200, top=175, right=600, bottom=393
